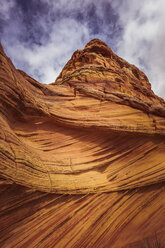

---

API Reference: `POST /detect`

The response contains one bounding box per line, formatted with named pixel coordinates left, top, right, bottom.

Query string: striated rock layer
left=0, top=180, right=165, bottom=248
left=0, top=39, right=165, bottom=247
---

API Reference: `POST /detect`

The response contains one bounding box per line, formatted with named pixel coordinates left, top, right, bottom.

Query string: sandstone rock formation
left=0, top=39, right=165, bottom=247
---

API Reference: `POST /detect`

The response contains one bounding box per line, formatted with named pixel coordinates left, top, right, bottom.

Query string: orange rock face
left=0, top=39, right=165, bottom=247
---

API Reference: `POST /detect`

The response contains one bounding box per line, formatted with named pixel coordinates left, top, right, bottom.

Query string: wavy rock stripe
left=0, top=181, right=165, bottom=248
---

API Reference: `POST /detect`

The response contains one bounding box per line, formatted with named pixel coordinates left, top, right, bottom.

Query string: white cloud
left=1, top=0, right=116, bottom=84
left=0, top=0, right=15, bottom=20
left=113, top=0, right=165, bottom=99
left=1, top=5, right=91, bottom=83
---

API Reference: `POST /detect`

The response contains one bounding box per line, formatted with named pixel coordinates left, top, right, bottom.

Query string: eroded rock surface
left=0, top=39, right=165, bottom=247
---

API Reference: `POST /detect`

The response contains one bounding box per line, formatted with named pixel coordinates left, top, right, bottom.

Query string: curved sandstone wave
left=1, top=39, right=165, bottom=247
left=0, top=40, right=165, bottom=194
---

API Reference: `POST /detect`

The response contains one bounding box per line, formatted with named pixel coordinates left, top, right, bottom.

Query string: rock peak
left=84, top=38, right=113, bottom=58
left=85, top=38, right=109, bottom=48
left=54, top=39, right=165, bottom=118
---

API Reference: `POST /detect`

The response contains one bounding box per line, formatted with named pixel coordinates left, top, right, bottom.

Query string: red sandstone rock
left=0, top=39, right=165, bottom=247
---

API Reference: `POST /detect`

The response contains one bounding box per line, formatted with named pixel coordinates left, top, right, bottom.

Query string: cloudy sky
left=0, top=0, right=165, bottom=99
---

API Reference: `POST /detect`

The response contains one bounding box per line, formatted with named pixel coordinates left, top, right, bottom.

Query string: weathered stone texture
left=0, top=39, right=165, bottom=247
